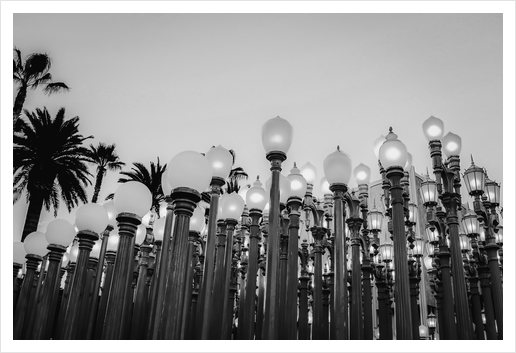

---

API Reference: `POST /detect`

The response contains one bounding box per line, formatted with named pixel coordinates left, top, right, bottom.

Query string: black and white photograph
left=2, top=1, right=514, bottom=352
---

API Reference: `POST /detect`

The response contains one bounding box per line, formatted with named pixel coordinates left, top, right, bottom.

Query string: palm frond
left=43, top=82, right=70, bottom=95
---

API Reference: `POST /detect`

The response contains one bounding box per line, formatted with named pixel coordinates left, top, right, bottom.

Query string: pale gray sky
left=11, top=13, right=505, bottom=240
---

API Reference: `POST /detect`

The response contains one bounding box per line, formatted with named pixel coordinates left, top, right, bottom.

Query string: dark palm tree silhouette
left=14, top=107, right=92, bottom=241
left=13, top=48, right=70, bottom=129
left=106, top=158, right=166, bottom=217
left=88, top=143, right=125, bottom=203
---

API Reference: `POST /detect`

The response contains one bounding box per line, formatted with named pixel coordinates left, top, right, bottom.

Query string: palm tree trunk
left=13, top=84, right=28, bottom=121
left=21, top=194, right=44, bottom=241
left=91, top=169, right=105, bottom=203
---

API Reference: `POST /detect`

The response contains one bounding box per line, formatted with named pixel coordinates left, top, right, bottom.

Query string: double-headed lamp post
left=378, top=127, right=413, bottom=340
left=261, top=116, right=293, bottom=340
left=323, top=146, right=351, bottom=340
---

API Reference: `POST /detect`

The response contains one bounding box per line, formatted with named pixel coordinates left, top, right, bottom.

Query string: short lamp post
left=427, top=312, right=437, bottom=340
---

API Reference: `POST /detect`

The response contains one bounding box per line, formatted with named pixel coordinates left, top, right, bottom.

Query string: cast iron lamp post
left=378, top=127, right=413, bottom=340
left=462, top=160, right=503, bottom=339
left=261, top=116, right=293, bottom=340
left=32, top=219, right=76, bottom=339
left=422, top=116, right=473, bottom=339
left=427, top=312, right=437, bottom=340
left=13, top=231, right=48, bottom=339
left=102, top=181, right=151, bottom=339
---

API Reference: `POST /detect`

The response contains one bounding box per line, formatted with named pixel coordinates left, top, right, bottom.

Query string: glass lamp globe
left=159, top=201, right=168, bottom=219
left=68, top=243, right=79, bottom=262
left=265, top=173, right=292, bottom=204
left=190, top=206, right=205, bottom=232
left=75, top=203, right=109, bottom=234
left=299, top=162, right=317, bottom=185
left=423, top=256, right=433, bottom=270
left=168, top=151, right=213, bottom=193
left=461, top=210, right=479, bottom=235
left=442, top=132, right=462, bottom=157
left=404, top=152, right=413, bottom=172
left=102, top=200, right=117, bottom=228
left=287, top=163, right=307, bottom=199
left=420, top=175, right=438, bottom=204
left=495, top=226, right=503, bottom=245
left=320, top=177, right=331, bottom=195
left=45, top=219, right=76, bottom=247
left=161, top=168, right=172, bottom=197
left=153, top=217, right=166, bottom=242
left=221, top=192, right=245, bottom=220
left=379, top=128, right=408, bottom=169
left=427, top=312, right=437, bottom=329
left=61, top=253, right=70, bottom=268
left=114, top=181, right=153, bottom=218
left=323, top=146, right=352, bottom=185
left=373, top=135, right=386, bottom=160
left=426, top=227, right=439, bottom=243
left=106, top=232, right=120, bottom=252
left=380, top=243, right=393, bottom=262
left=422, top=116, right=444, bottom=141
left=24, top=231, right=49, bottom=257
left=408, top=203, right=418, bottom=223
left=261, top=116, right=293, bottom=153
left=135, top=224, right=147, bottom=245
left=367, top=208, right=383, bottom=232
left=484, top=178, right=501, bottom=205
left=413, top=239, right=425, bottom=256
left=246, top=177, right=268, bottom=211
left=459, top=234, right=470, bottom=251
left=419, top=325, right=429, bottom=338
left=90, top=240, right=102, bottom=259
left=354, top=163, right=371, bottom=185
left=14, top=242, right=26, bottom=264
left=205, top=145, right=233, bottom=179
left=463, top=160, right=485, bottom=195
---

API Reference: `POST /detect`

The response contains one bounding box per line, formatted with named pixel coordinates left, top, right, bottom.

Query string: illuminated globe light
left=220, top=192, right=245, bottom=220
left=168, top=151, right=213, bottom=193
left=373, top=135, right=386, bottom=160
left=114, top=181, right=153, bottom=218
left=423, top=256, right=434, bottom=270
left=495, top=226, right=503, bottom=245
left=408, top=203, right=418, bottom=223
left=75, top=203, right=109, bottom=234
left=102, top=201, right=117, bottom=228
left=461, top=210, right=480, bottom=235
left=246, top=177, right=268, bottom=211
left=404, top=152, right=413, bottom=172
left=413, top=239, right=425, bottom=256
left=190, top=206, right=205, bottom=232
left=45, top=219, right=76, bottom=247
left=265, top=173, right=292, bottom=204
left=379, top=243, right=394, bottom=262
left=478, top=226, right=486, bottom=242
left=426, top=227, right=439, bottom=243
left=459, top=234, right=471, bottom=252
left=90, top=240, right=102, bottom=259
left=14, top=242, right=26, bottom=264
left=24, top=231, right=49, bottom=257
left=135, top=224, right=147, bottom=245
left=106, top=232, right=120, bottom=252
left=420, top=175, right=438, bottom=204
left=61, top=253, right=70, bottom=268
left=205, top=145, right=233, bottom=179
left=419, top=325, right=429, bottom=338
left=153, top=217, right=166, bottom=242
left=287, top=163, right=307, bottom=199
left=367, top=207, right=383, bottom=232
left=300, top=162, right=317, bottom=185
left=484, top=178, right=501, bottom=205
left=354, top=163, right=371, bottom=185
left=261, top=116, right=294, bottom=153
left=379, top=128, right=408, bottom=169
left=422, top=116, right=444, bottom=141
left=161, top=168, right=172, bottom=197
left=320, top=177, right=331, bottom=195
left=323, top=146, right=352, bottom=185
left=441, top=132, right=462, bottom=158
left=462, top=157, right=485, bottom=195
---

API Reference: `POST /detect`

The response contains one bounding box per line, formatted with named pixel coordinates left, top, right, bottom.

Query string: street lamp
left=427, top=312, right=437, bottom=340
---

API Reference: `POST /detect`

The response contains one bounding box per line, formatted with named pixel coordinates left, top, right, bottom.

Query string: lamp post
left=160, top=151, right=211, bottom=340
left=378, top=127, right=413, bottom=340
left=261, top=116, right=293, bottom=340
left=427, top=312, right=437, bottom=340
left=32, top=219, right=75, bottom=339
left=102, top=181, right=151, bottom=339
left=13, top=231, right=47, bottom=339
left=422, top=116, right=473, bottom=339
left=463, top=160, right=503, bottom=339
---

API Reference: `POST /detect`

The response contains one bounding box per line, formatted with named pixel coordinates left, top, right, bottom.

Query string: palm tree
left=14, top=107, right=93, bottom=241
left=13, top=48, right=70, bottom=128
left=108, top=158, right=166, bottom=217
left=88, top=143, right=125, bottom=203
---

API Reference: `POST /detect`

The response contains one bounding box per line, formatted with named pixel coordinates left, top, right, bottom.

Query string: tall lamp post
left=261, top=116, right=293, bottom=340
left=378, top=127, right=413, bottom=340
